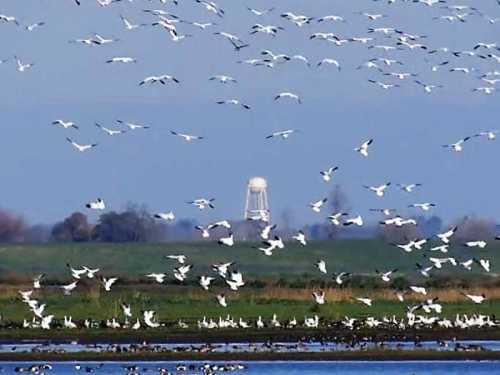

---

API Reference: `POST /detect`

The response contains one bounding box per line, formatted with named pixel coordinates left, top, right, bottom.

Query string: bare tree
left=327, top=185, right=350, bottom=239
left=51, top=212, right=92, bottom=242
left=454, top=216, right=496, bottom=242
left=0, top=208, right=26, bottom=243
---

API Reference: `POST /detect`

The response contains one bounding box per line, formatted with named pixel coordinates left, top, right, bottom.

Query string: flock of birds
left=1, top=0, right=499, bottom=332
left=10, top=363, right=247, bottom=375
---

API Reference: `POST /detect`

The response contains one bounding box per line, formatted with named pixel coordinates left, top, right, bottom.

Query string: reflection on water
left=0, top=361, right=500, bottom=375
left=1, top=340, right=500, bottom=354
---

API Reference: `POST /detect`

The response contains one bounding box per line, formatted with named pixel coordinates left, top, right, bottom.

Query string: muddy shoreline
left=0, top=350, right=499, bottom=362
left=1, top=328, right=500, bottom=344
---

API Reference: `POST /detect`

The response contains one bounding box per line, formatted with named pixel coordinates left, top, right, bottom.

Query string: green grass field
left=0, top=241, right=498, bottom=328
left=0, top=240, right=497, bottom=282
left=1, top=286, right=500, bottom=324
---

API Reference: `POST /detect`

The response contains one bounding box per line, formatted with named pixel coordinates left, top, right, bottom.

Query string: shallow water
left=1, top=340, right=500, bottom=353
left=1, top=361, right=500, bottom=374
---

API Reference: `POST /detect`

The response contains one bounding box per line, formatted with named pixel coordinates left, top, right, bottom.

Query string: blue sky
left=1, top=0, right=499, bottom=227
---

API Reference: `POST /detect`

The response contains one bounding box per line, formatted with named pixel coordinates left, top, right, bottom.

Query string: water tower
left=244, top=177, right=270, bottom=222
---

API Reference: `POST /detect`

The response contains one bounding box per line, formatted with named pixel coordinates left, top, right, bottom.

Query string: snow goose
left=364, top=182, right=391, bottom=197
left=320, top=166, right=339, bottom=182
left=101, top=277, right=118, bottom=292
left=275, top=92, right=302, bottom=104
left=86, top=198, right=105, bottom=210
left=344, top=215, right=363, bottom=226
left=292, top=230, right=307, bottom=246
left=218, top=233, right=234, bottom=247
left=216, top=99, right=251, bottom=110
left=154, top=212, right=175, bottom=222
left=316, top=260, right=327, bottom=274
left=442, top=137, right=472, bottom=152
left=310, top=198, right=327, bottom=213
left=67, top=137, right=98, bottom=152
left=95, top=123, right=126, bottom=136
left=53, top=120, right=78, bottom=130
left=266, top=129, right=297, bottom=140
left=312, top=291, right=326, bottom=305
left=355, top=139, right=373, bottom=157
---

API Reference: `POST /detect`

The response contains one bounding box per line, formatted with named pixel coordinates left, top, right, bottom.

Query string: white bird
left=260, top=224, right=276, bottom=240
left=33, top=274, right=44, bottom=289
left=364, top=182, right=391, bottom=197
left=355, top=139, right=373, bottom=157
left=116, top=120, right=150, bottom=130
left=170, top=130, right=203, bottom=142
left=310, top=198, right=327, bottom=213
left=409, top=203, right=436, bottom=211
left=312, top=291, right=326, bottom=305
left=53, top=120, right=78, bottom=130
left=475, top=130, right=498, bottom=140
left=187, top=198, right=215, bottom=210
left=328, top=212, right=348, bottom=226
left=61, top=280, right=78, bottom=295
left=442, top=137, right=472, bottom=152
left=460, top=259, right=474, bottom=271
left=25, top=22, right=45, bottom=32
left=208, top=220, right=231, bottom=230
left=209, top=75, right=237, bottom=84
left=344, top=215, right=363, bottom=226
left=195, top=225, right=210, bottom=238
left=95, top=123, right=126, bottom=136
left=318, top=15, right=345, bottom=22
left=140, top=75, right=179, bottom=85
left=66, top=138, right=98, bottom=152
left=275, top=92, right=302, bottom=104
left=475, top=258, right=490, bottom=272
left=397, top=183, right=422, bottom=193
left=212, top=262, right=233, bottom=278
left=0, top=14, right=20, bottom=25
left=216, top=99, right=251, bottom=110
left=334, top=272, right=350, bottom=285
left=463, top=293, right=486, bottom=304
left=216, top=294, right=227, bottom=307
left=292, top=230, right=307, bottom=246
left=92, top=33, right=119, bottom=45
left=316, top=260, right=327, bottom=274
left=120, top=15, right=147, bottom=30
left=437, top=227, right=457, bottom=244
left=320, top=166, right=339, bottom=182
left=106, top=56, right=136, bottom=64
left=143, top=310, right=160, bottom=328
left=266, top=129, right=297, bottom=140
left=199, top=276, right=214, bottom=290
left=317, top=58, right=341, bottom=70
left=218, top=233, right=234, bottom=247
left=166, top=255, right=186, bottom=264
left=464, top=241, right=487, bottom=248
left=430, top=244, right=449, bottom=253
left=368, top=80, right=400, bottom=90
left=174, top=264, right=192, bottom=282
left=376, top=269, right=398, bottom=283
left=154, top=212, right=175, bottom=222
left=356, top=297, right=373, bottom=306
left=101, top=277, right=118, bottom=292
left=146, top=273, right=167, bottom=283
left=86, top=198, right=105, bottom=210
left=415, top=80, right=443, bottom=93
left=247, top=7, right=274, bottom=16
left=16, top=57, right=34, bottom=72
left=84, top=266, right=99, bottom=279
left=410, top=286, right=427, bottom=295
